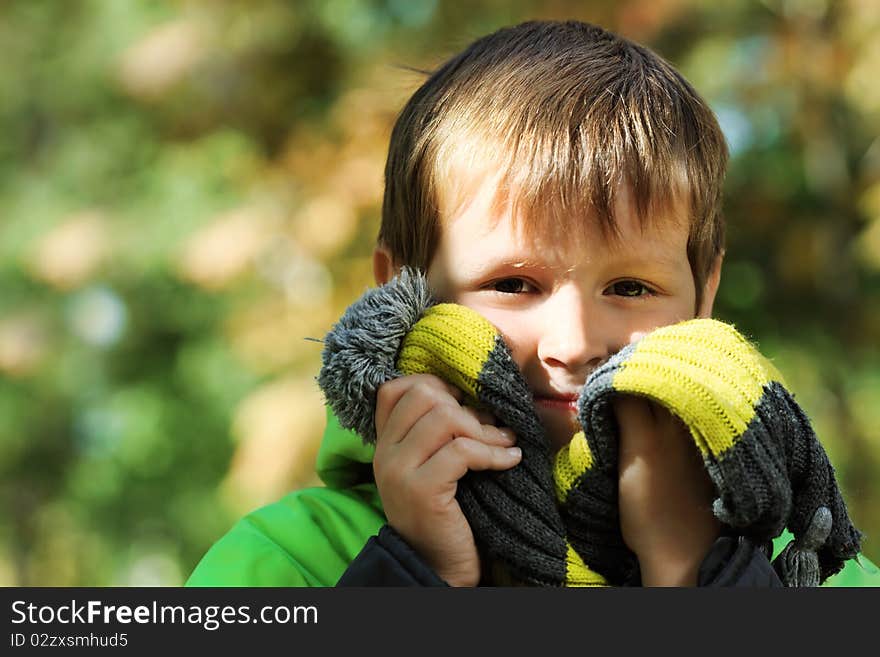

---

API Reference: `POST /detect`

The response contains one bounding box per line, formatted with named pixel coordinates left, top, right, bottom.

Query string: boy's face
left=420, top=176, right=721, bottom=452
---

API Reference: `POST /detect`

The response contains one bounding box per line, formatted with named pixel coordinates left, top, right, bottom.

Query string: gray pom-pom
left=316, top=267, right=434, bottom=443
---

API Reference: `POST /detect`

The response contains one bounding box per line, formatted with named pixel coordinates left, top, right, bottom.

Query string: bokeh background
left=1, top=0, right=878, bottom=586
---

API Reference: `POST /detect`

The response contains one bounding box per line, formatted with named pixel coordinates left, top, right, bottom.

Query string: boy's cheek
left=622, top=304, right=700, bottom=347
left=627, top=330, right=647, bottom=345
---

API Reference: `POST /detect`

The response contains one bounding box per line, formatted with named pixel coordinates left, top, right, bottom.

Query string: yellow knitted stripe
left=553, top=431, right=593, bottom=503
left=612, top=319, right=783, bottom=458
left=565, top=542, right=608, bottom=586
left=397, top=304, right=497, bottom=403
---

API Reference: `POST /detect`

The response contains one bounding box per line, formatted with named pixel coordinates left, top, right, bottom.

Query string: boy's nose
left=536, top=286, right=610, bottom=375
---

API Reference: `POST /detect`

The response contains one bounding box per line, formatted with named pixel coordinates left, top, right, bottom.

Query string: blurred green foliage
left=1, top=0, right=878, bottom=585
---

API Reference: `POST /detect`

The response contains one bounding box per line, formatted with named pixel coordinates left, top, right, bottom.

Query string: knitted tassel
left=316, top=267, right=433, bottom=445
left=773, top=506, right=831, bottom=587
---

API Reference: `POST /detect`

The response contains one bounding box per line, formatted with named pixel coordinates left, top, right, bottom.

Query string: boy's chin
left=535, top=408, right=581, bottom=453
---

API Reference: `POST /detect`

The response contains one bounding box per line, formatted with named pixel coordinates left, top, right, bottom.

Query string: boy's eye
left=492, top=278, right=531, bottom=294
left=608, top=280, right=653, bottom=297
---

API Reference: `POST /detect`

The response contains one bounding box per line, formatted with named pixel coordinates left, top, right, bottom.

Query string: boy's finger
left=393, top=402, right=485, bottom=467
left=376, top=374, right=464, bottom=443
left=613, top=395, right=652, bottom=428
left=613, top=395, right=657, bottom=454
left=482, top=424, right=516, bottom=447
left=461, top=406, right=510, bottom=442
left=419, top=437, right=522, bottom=484
left=462, top=406, right=497, bottom=426
left=477, top=425, right=516, bottom=447
left=615, top=396, right=701, bottom=480
left=615, top=396, right=686, bottom=441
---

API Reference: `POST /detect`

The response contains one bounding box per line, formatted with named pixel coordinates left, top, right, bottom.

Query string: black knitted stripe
left=477, top=452, right=567, bottom=533
left=478, top=338, right=551, bottom=447
left=461, top=472, right=568, bottom=585
left=563, top=476, right=637, bottom=585
left=463, top=452, right=571, bottom=584
left=564, top=392, right=635, bottom=584
left=706, top=396, right=793, bottom=539
left=447, top=335, right=569, bottom=585
left=575, top=366, right=864, bottom=584
left=477, top=338, right=564, bottom=525
left=754, top=382, right=862, bottom=578
left=576, top=361, right=797, bottom=575
left=576, top=345, right=637, bottom=474
left=557, top=357, right=632, bottom=583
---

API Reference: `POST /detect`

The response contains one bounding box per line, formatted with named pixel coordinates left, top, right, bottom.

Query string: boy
left=187, top=20, right=874, bottom=587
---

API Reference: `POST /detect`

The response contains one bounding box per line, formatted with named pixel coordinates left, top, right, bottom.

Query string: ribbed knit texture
left=317, top=268, right=862, bottom=586
left=576, top=320, right=863, bottom=584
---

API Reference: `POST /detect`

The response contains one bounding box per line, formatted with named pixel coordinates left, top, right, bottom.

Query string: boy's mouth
left=533, top=394, right=579, bottom=414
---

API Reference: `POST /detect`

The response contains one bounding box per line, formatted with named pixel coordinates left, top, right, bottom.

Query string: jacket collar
left=315, top=406, right=376, bottom=490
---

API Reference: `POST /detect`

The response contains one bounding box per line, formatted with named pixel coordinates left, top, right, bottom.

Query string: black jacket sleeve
left=697, top=535, right=784, bottom=587
left=338, top=526, right=782, bottom=587
left=336, top=525, right=449, bottom=587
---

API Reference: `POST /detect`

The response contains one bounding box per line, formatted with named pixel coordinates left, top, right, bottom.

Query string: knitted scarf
left=317, top=268, right=862, bottom=586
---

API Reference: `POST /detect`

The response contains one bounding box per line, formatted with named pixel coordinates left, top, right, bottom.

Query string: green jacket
left=186, top=407, right=880, bottom=587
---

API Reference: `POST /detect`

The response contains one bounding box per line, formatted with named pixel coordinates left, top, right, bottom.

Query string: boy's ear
left=697, top=252, right=724, bottom=318
left=372, top=243, right=397, bottom=286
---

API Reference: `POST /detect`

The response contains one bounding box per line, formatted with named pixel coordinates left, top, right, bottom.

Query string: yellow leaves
left=843, top=2, right=880, bottom=116
left=222, top=377, right=326, bottom=515
left=117, top=19, right=207, bottom=101
left=856, top=182, right=880, bottom=270
left=856, top=217, right=880, bottom=270
left=845, top=39, right=880, bottom=116
left=776, top=224, right=834, bottom=286
left=293, top=195, right=358, bottom=258
left=326, top=153, right=386, bottom=209
left=0, top=545, right=14, bottom=586
left=0, top=312, right=48, bottom=377
left=27, top=212, right=109, bottom=291
left=175, top=206, right=275, bottom=291
left=225, top=295, right=333, bottom=376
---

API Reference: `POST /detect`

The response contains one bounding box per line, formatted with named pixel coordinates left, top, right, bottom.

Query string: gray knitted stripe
left=575, top=348, right=863, bottom=583
left=464, top=335, right=569, bottom=585
left=566, top=347, right=640, bottom=584
left=704, top=397, right=793, bottom=540
left=731, top=382, right=862, bottom=579
left=318, top=269, right=570, bottom=586
left=318, top=268, right=862, bottom=586
left=458, top=472, right=567, bottom=585
left=702, top=382, right=862, bottom=580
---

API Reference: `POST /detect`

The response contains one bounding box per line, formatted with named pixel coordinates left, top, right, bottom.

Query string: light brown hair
left=379, top=20, right=728, bottom=305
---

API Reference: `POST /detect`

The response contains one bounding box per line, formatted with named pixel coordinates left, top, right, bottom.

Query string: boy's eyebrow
left=609, top=252, right=685, bottom=271
left=464, top=251, right=686, bottom=277
left=462, top=256, right=555, bottom=275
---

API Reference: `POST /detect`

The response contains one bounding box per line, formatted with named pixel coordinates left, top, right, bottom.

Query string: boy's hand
left=614, top=396, right=721, bottom=586
left=373, top=374, right=521, bottom=587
